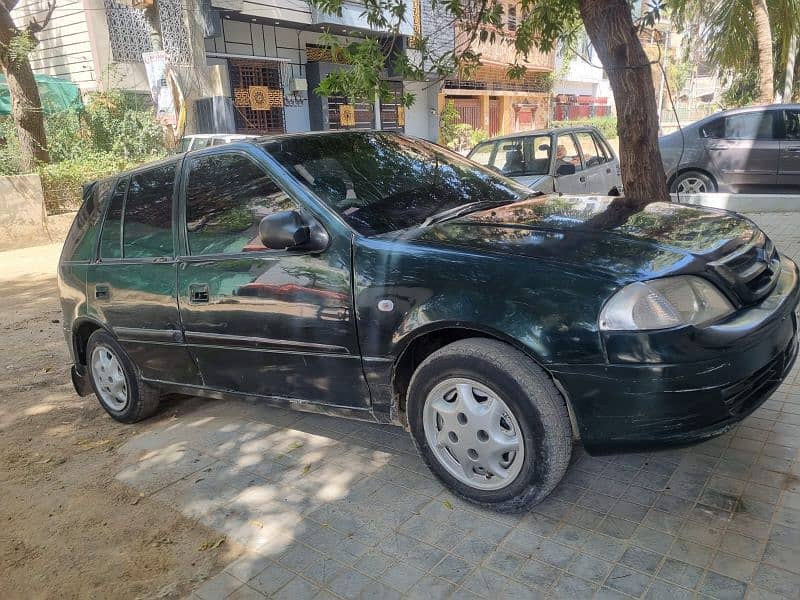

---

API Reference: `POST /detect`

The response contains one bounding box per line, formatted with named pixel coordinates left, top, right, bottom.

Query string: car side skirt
left=143, top=380, right=393, bottom=425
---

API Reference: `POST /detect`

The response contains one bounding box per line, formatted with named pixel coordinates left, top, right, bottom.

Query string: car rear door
left=705, top=110, right=780, bottom=190
left=778, top=108, right=800, bottom=190
left=552, top=132, right=587, bottom=194
left=86, top=162, right=201, bottom=386
left=574, top=130, right=611, bottom=194
left=175, top=148, right=371, bottom=408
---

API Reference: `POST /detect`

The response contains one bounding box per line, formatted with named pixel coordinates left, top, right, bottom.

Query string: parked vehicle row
left=469, top=104, right=800, bottom=196
left=60, top=131, right=799, bottom=511
left=660, top=104, right=800, bottom=194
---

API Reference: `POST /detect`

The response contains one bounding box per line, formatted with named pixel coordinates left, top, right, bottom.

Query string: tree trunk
left=0, top=6, right=49, bottom=171
left=785, top=31, right=797, bottom=102
left=578, top=0, right=669, bottom=206
left=751, top=0, right=774, bottom=104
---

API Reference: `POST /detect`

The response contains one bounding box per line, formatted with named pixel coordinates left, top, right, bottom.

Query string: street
left=1, top=212, right=799, bottom=600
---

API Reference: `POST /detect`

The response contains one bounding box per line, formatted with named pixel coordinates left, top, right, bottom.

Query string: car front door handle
left=189, top=284, right=209, bottom=303
left=786, top=146, right=800, bottom=153
left=579, top=176, right=587, bottom=183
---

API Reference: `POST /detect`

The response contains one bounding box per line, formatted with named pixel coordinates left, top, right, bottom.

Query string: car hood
left=390, top=195, right=756, bottom=281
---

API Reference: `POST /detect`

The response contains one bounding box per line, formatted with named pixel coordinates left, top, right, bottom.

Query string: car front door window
left=184, top=153, right=299, bottom=256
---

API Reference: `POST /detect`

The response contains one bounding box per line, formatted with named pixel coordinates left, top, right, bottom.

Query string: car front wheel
left=407, top=338, right=572, bottom=512
left=86, top=330, right=161, bottom=423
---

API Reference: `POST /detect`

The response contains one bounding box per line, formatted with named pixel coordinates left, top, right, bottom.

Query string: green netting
left=0, top=74, right=82, bottom=116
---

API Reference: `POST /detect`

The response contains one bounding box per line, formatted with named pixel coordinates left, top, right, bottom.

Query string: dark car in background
left=467, top=126, right=623, bottom=196
left=660, top=104, right=800, bottom=194
left=59, top=131, right=799, bottom=511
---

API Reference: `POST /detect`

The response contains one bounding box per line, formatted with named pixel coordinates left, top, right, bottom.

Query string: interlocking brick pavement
left=115, top=212, right=800, bottom=600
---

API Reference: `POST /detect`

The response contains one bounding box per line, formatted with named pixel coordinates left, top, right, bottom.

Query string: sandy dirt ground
left=0, top=243, right=242, bottom=600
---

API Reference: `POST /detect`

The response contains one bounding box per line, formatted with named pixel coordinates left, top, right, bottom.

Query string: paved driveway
left=114, top=213, right=800, bottom=600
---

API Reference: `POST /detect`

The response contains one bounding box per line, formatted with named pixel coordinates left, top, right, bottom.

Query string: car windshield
left=261, top=132, right=531, bottom=235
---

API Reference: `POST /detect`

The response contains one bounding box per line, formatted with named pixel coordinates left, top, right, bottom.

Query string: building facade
left=12, top=0, right=556, bottom=141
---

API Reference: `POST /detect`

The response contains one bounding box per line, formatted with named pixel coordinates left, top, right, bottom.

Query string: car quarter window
left=63, top=178, right=115, bottom=261
left=184, top=152, right=300, bottom=256
left=575, top=132, right=604, bottom=167
left=555, top=134, right=583, bottom=171
left=99, top=178, right=127, bottom=259
left=123, top=164, right=176, bottom=258
left=469, top=142, right=495, bottom=168
left=724, top=111, right=775, bottom=140
left=784, top=109, right=800, bottom=140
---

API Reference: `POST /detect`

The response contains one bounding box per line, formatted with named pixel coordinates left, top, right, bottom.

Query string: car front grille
left=721, top=334, right=797, bottom=416
left=709, top=230, right=781, bottom=305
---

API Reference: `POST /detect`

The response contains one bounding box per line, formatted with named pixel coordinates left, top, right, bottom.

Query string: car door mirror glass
left=259, top=210, right=328, bottom=251
left=556, top=163, right=576, bottom=177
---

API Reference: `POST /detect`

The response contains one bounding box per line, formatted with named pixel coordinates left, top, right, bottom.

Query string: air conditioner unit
left=289, top=78, right=308, bottom=93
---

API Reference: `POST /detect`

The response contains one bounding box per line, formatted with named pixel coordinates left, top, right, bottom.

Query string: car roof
left=695, top=103, right=800, bottom=123
left=473, top=126, right=604, bottom=144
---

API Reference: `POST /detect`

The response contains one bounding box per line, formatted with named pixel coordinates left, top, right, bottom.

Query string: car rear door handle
left=95, top=285, right=109, bottom=300
left=786, top=146, right=800, bottom=153
left=579, top=176, right=587, bottom=182
left=189, top=284, right=209, bottom=303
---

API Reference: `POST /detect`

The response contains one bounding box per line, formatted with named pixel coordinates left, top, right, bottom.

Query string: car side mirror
left=259, top=210, right=328, bottom=251
left=556, top=163, right=576, bottom=177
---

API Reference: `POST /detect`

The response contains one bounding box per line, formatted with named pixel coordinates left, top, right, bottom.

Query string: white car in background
left=468, top=126, right=623, bottom=196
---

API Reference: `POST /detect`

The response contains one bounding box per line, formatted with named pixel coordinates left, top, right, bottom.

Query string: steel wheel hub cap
left=423, top=378, right=525, bottom=491
left=91, top=345, right=128, bottom=411
left=677, top=177, right=707, bottom=194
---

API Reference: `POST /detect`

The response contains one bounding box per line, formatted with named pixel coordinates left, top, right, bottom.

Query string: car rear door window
left=184, top=152, right=300, bottom=256
left=591, top=133, right=611, bottom=163
left=575, top=132, right=603, bottom=167
left=99, top=178, right=127, bottom=259
left=122, top=164, right=176, bottom=259
left=724, top=112, right=774, bottom=140
left=469, top=142, right=495, bottom=168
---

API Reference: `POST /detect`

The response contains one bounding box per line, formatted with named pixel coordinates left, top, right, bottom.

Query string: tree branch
left=27, top=0, right=55, bottom=36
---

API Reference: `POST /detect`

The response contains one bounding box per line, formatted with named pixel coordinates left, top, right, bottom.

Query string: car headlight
left=599, top=275, right=734, bottom=331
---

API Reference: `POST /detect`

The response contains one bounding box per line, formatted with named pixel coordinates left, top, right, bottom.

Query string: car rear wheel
left=407, top=338, right=572, bottom=512
left=86, top=330, right=161, bottom=423
left=671, top=170, right=717, bottom=194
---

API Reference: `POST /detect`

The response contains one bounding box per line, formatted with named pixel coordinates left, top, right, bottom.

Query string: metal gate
left=380, top=81, right=405, bottom=132
left=452, top=97, right=481, bottom=130
left=228, top=59, right=286, bottom=134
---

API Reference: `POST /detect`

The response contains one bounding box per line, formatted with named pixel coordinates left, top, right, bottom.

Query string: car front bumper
left=551, top=255, right=800, bottom=455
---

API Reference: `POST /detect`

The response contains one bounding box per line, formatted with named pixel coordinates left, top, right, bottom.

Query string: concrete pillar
left=479, top=94, right=490, bottom=132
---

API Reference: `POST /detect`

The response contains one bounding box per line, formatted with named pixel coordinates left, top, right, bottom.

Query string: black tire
left=407, top=338, right=572, bottom=512
left=86, top=330, right=161, bottom=423
left=670, top=170, right=717, bottom=194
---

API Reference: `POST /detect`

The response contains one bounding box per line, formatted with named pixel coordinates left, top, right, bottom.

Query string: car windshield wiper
left=420, top=199, right=519, bottom=228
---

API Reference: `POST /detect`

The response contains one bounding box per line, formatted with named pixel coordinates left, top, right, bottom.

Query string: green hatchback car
left=59, top=131, right=799, bottom=511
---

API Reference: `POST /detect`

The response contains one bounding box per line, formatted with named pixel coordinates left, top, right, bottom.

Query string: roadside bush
left=551, top=116, right=617, bottom=139
left=38, top=151, right=145, bottom=214
left=0, top=90, right=167, bottom=213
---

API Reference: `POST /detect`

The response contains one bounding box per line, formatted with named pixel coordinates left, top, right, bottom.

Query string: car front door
left=778, top=108, right=800, bottom=190
left=705, top=110, right=780, bottom=191
left=87, top=163, right=202, bottom=386
left=176, top=148, right=370, bottom=408
left=552, top=133, right=586, bottom=194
